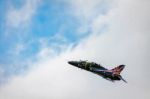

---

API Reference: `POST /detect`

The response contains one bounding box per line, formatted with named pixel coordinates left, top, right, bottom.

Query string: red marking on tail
left=111, top=65, right=125, bottom=75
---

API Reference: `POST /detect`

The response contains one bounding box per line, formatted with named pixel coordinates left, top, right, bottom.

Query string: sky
left=0, top=0, right=150, bottom=99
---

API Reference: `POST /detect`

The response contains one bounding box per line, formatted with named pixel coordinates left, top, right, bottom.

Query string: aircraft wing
left=91, top=63, right=107, bottom=70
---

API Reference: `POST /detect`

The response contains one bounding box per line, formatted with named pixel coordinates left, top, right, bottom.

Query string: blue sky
left=0, top=0, right=85, bottom=80
left=0, top=0, right=110, bottom=83
left=0, top=0, right=150, bottom=99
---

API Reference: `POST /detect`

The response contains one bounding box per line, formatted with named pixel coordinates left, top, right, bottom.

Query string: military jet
left=68, top=60, right=127, bottom=83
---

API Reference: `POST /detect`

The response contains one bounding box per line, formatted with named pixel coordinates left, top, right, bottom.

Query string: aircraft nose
left=68, top=61, right=78, bottom=66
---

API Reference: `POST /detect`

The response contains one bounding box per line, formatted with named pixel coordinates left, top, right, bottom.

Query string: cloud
left=0, top=0, right=42, bottom=84
left=0, top=0, right=150, bottom=99
left=8, top=43, right=25, bottom=57
left=6, top=0, right=41, bottom=29
left=2, top=0, right=41, bottom=59
left=67, top=0, right=111, bottom=35
left=0, top=66, right=5, bottom=84
left=68, top=0, right=110, bottom=20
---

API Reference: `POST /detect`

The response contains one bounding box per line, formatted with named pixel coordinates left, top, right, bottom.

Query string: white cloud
left=67, top=0, right=112, bottom=35
left=0, top=66, right=5, bottom=84
left=0, top=0, right=150, bottom=99
left=36, top=36, right=71, bottom=61
left=68, top=0, right=109, bottom=20
left=9, top=43, right=25, bottom=56
left=6, top=0, right=41, bottom=29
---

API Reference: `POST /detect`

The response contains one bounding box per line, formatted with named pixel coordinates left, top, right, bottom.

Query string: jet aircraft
left=68, top=60, right=127, bottom=83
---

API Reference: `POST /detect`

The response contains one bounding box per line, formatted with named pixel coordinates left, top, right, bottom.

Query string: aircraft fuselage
left=68, top=60, right=126, bottom=82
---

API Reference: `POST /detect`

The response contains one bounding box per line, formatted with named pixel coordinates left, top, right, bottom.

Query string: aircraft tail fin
left=111, top=65, right=125, bottom=75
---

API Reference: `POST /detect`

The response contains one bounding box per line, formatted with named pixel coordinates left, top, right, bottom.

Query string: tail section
left=111, top=65, right=127, bottom=83
left=111, top=65, right=125, bottom=75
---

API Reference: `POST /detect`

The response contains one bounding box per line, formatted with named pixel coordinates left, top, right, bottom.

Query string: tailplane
left=119, top=75, right=127, bottom=83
